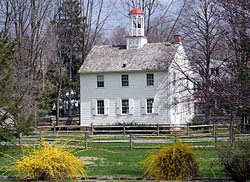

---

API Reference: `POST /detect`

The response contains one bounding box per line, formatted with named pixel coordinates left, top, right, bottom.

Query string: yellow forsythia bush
left=15, top=140, right=87, bottom=180
left=141, top=142, right=199, bottom=180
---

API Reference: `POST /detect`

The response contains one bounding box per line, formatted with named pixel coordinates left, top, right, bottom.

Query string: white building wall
left=80, top=44, right=194, bottom=126
left=168, top=44, right=194, bottom=124
left=80, top=71, right=169, bottom=126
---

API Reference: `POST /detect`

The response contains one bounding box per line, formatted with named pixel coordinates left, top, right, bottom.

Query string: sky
left=101, top=0, right=181, bottom=36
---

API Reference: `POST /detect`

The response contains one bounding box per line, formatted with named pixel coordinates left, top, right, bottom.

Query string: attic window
left=122, top=64, right=126, bottom=68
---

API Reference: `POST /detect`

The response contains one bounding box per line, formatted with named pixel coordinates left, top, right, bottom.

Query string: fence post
left=157, top=123, right=160, bottom=136
left=186, top=124, right=189, bottom=136
left=213, top=122, right=216, bottom=136
left=85, top=132, right=88, bottom=150
left=53, top=122, right=56, bottom=138
left=39, top=130, right=42, bottom=146
left=130, top=133, right=133, bottom=150
left=123, top=122, right=126, bottom=136
left=91, top=122, right=94, bottom=135
left=214, top=122, right=217, bottom=148
left=19, top=132, right=23, bottom=151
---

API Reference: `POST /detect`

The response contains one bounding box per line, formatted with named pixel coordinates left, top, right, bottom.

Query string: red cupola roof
left=129, top=8, right=144, bottom=15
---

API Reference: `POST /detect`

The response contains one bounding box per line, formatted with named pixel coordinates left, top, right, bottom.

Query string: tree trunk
left=69, top=88, right=72, bottom=117
left=68, top=46, right=73, bottom=117
left=230, top=113, right=235, bottom=145
left=56, top=67, right=63, bottom=126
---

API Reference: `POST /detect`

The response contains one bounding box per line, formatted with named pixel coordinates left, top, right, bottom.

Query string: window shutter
left=153, top=98, right=159, bottom=114
left=116, top=99, right=121, bottom=115
left=129, top=98, right=134, bottom=115
left=141, top=98, right=146, bottom=115
left=104, top=99, right=109, bottom=115
left=92, top=99, right=97, bottom=116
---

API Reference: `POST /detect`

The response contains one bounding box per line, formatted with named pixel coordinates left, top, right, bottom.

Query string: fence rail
left=19, top=133, right=250, bottom=150
left=36, top=123, right=247, bottom=137
left=16, top=123, right=250, bottom=150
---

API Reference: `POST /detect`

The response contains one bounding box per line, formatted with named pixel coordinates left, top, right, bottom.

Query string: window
left=211, top=68, right=220, bottom=76
left=97, top=75, right=104, bottom=87
left=187, top=101, right=191, bottom=114
left=138, top=16, right=141, bottom=28
left=121, top=74, right=129, bottom=87
left=121, top=99, right=129, bottom=114
left=147, top=73, right=154, bottom=86
left=173, top=97, right=178, bottom=114
left=97, top=100, right=104, bottom=115
left=173, top=72, right=176, bottom=86
left=146, top=98, right=154, bottom=113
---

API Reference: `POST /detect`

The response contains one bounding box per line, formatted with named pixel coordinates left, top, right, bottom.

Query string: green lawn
left=0, top=145, right=227, bottom=181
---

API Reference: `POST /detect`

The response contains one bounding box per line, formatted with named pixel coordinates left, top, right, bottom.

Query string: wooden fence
left=37, top=122, right=248, bottom=136
left=16, top=123, right=250, bottom=150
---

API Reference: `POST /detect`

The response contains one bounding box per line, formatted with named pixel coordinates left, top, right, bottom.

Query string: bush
left=141, top=142, right=199, bottom=180
left=15, top=139, right=87, bottom=180
left=217, top=140, right=250, bottom=182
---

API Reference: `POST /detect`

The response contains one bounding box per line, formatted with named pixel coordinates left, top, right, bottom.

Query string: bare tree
left=0, top=0, right=53, bottom=121
left=174, top=0, right=225, bottom=124
left=79, top=0, right=114, bottom=62
left=172, top=0, right=250, bottom=141
left=216, top=0, right=250, bottom=140
left=110, top=25, right=128, bottom=45
left=118, top=0, right=187, bottom=42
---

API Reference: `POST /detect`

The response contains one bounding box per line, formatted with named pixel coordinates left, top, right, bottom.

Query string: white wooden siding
left=168, top=44, right=194, bottom=124
left=80, top=71, right=169, bottom=126
left=80, top=45, right=194, bottom=126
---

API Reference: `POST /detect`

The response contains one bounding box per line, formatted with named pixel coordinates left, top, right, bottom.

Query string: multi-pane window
left=97, top=100, right=104, bottom=115
left=146, top=99, right=154, bottom=113
left=121, top=99, right=129, bottom=114
left=97, top=75, right=104, bottom=87
left=147, top=73, right=154, bottom=86
left=121, top=74, right=129, bottom=87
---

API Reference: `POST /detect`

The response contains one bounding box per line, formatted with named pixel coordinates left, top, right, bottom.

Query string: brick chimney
left=173, top=35, right=182, bottom=44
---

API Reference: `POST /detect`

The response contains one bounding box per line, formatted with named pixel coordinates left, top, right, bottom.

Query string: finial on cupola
left=126, top=8, right=147, bottom=49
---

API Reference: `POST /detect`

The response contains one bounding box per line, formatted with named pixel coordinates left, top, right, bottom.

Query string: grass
left=0, top=144, right=228, bottom=181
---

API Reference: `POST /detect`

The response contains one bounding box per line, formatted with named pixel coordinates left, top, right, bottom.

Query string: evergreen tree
left=0, top=32, right=33, bottom=142
left=56, top=0, right=85, bottom=116
left=0, top=32, right=15, bottom=141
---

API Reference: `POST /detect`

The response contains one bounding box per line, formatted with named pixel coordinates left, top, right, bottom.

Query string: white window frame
left=146, top=98, right=154, bottom=114
left=121, top=74, right=129, bottom=87
left=97, top=75, right=104, bottom=88
left=146, top=73, right=154, bottom=86
left=97, top=100, right=104, bottom=115
left=121, top=99, right=129, bottom=114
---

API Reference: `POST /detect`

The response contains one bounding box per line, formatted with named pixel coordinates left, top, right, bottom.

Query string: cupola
left=126, top=8, right=147, bottom=49
left=129, top=8, right=145, bottom=36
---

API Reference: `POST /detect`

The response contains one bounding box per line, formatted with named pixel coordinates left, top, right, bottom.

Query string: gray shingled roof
left=78, top=42, right=179, bottom=73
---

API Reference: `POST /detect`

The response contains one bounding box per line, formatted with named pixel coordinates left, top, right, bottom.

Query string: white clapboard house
left=78, top=8, right=194, bottom=126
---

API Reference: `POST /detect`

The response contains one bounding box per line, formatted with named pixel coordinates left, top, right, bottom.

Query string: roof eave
left=78, top=69, right=169, bottom=75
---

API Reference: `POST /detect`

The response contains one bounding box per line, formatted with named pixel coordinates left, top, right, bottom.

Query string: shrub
left=217, top=140, right=250, bottom=182
left=141, top=142, right=199, bottom=180
left=15, top=139, right=87, bottom=180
